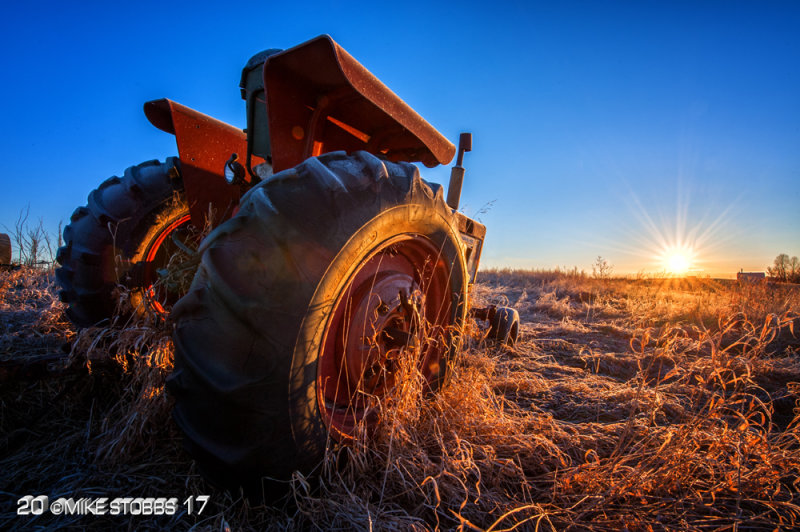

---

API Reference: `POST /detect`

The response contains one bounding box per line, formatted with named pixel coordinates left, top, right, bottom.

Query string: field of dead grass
left=1, top=266, right=799, bottom=530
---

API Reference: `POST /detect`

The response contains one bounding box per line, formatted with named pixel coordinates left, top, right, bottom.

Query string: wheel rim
left=142, top=213, right=193, bottom=314
left=317, top=234, right=455, bottom=437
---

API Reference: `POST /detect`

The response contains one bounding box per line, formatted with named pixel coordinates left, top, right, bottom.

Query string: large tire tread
left=168, top=151, right=467, bottom=491
left=56, top=158, right=183, bottom=326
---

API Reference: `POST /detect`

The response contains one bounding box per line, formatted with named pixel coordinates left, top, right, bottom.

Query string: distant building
left=737, top=271, right=766, bottom=283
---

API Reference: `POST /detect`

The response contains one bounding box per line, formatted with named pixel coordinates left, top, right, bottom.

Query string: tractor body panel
left=142, top=37, right=481, bottom=274
left=263, top=35, right=455, bottom=173
left=144, top=98, right=261, bottom=227
left=454, top=212, right=486, bottom=283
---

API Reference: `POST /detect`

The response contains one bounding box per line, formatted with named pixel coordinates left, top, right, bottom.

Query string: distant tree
left=767, top=253, right=800, bottom=283
left=592, top=256, right=613, bottom=279
left=790, top=256, right=800, bottom=283
left=9, top=206, right=56, bottom=266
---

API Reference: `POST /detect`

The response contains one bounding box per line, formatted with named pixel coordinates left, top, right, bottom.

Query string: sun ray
left=595, top=180, right=740, bottom=276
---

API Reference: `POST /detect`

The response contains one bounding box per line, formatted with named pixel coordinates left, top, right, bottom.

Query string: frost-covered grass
left=1, top=267, right=799, bottom=530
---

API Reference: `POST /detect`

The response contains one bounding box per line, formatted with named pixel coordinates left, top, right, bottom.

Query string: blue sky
left=1, top=1, right=798, bottom=276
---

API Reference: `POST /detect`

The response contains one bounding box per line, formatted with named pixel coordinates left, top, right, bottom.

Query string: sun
left=666, top=252, right=690, bottom=274
left=661, top=246, right=694, bottom=276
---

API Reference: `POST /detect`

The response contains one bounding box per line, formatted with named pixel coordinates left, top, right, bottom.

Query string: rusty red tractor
left=56, top=35, right=518, bottom=490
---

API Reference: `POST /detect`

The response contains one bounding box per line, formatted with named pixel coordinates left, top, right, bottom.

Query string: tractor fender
left=263, top=35, right=456, bottom=172
left=144, top=98, right=262, bottom=228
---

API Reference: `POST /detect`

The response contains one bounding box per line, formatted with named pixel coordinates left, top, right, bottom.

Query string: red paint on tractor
left=144, top=99, right=264, bottom=228
left=143, top=213, right=192, bottom=314
left=263, top=35, right=456, bottom=172
left=317, top=235, right=453, bottom=438
left=143, top=36, right=457, bottom=226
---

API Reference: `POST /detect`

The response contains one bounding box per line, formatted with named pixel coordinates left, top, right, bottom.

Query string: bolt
left=376, top=296, right=390, bottom=316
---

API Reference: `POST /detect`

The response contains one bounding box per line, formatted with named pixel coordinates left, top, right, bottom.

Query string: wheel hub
left=317, top=236, right=454, bottom=437
left=343, top=272, right=422, bottom=395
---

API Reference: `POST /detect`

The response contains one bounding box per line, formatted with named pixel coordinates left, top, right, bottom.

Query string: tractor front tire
left=168, top=151, right=469, bottom=491
left=56, top=158, right=189, bottom=326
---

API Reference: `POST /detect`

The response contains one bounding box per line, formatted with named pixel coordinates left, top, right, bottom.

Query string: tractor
left=56, top=35, right=518, bottom=491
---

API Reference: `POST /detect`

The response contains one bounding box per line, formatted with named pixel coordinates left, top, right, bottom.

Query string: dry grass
left=1, top=266, right=799, bottom=530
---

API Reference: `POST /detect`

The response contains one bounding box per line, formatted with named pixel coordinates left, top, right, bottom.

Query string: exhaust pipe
left=446, top=132, right=472, bottom=210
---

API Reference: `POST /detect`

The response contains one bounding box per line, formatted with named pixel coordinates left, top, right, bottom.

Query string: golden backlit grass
left=1, top=266, right=798, bottom=530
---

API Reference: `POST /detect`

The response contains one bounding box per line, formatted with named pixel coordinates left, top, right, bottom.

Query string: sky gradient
left=1, top=1, right=798, bottom=276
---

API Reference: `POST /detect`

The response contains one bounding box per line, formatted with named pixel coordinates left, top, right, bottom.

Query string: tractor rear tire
left=168, top=151, right=469, bottom=491
left=56, top=158, right=189, bottom=326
